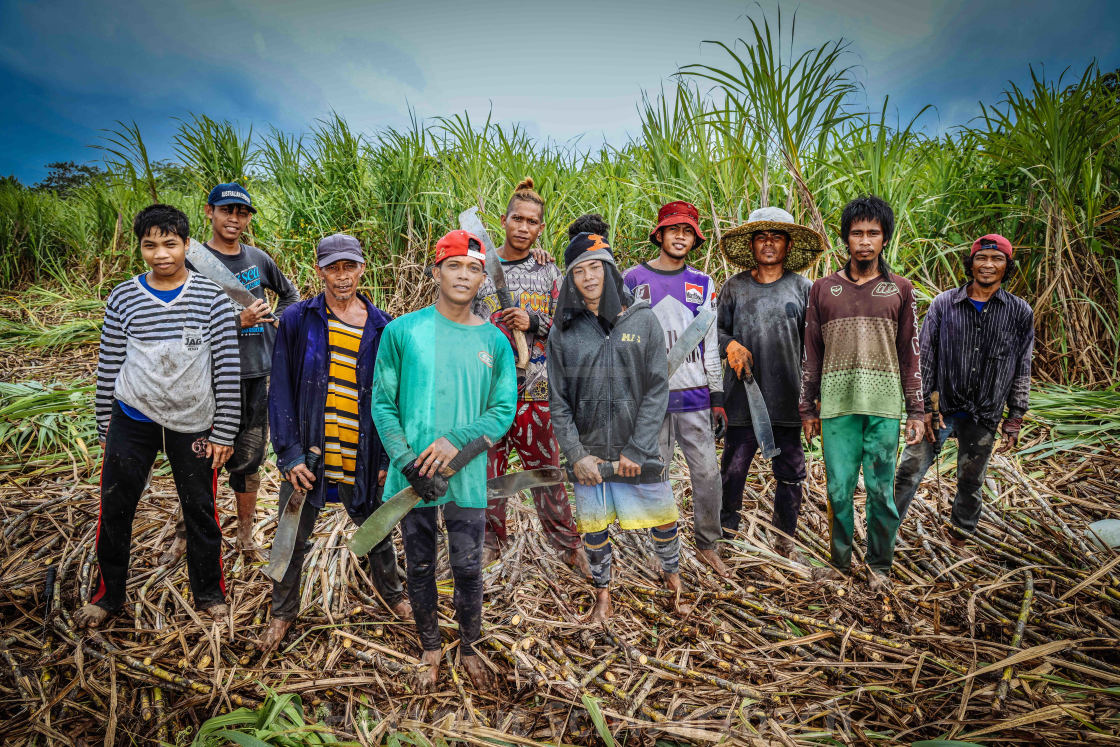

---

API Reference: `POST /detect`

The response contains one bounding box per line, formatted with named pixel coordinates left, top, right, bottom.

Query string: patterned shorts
left=573, top=480, right=678, bottom=534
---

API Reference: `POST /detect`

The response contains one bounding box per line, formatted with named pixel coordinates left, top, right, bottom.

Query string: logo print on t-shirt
left=830, top=285, right=843, bottom=296
left=684, top=282, right=703, bottom=304
left=182, top=328, right=205, bottom=352
left=633, top=283, right=651, bottom=303
left=478, top=351, right=494, bottom=368
left=872, top=282, right=899, bottom=297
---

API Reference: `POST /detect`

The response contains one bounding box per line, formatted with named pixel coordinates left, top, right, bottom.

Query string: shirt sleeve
left=370, top=323, right=419, bottom=473
left=716, top=278, right=737, bottom=358
left=622, top=314, right=670, bottom=466
left=445, top=332, right=517, bottom=449
left=530, top=263, right=562, bottom=339
left=546, top=329, right=587, bottom=464
left=799, top=282, right=824, bottom=420
left=919, top=295, right=942, bottom=414
left=472, top=276, right=501, bottom=320
left=268, top=306, right=304, bottom=470
left=1006, top=306, right=1034, bottom=420
left=702, top=279, right=723, bottom=405
left=95, top=290, right=126, bottom=438
left=896, top=280, right=924, bottom=418
left=261, top=250, right=300, bottom=316
left=209, top=293, right=242, bottom=445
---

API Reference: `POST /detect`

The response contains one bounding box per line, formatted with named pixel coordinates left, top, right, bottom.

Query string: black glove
left=402, top=460, right=449, bottom=501
left=711, top=406, right=728, bottom=440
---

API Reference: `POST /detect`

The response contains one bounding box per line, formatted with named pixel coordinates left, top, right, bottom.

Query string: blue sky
left=1, top=0, right=1116, bottom=184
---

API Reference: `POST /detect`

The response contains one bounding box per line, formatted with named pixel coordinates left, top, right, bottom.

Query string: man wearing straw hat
left=623, top=201, right=729, bottom=576
left=893, top=233, right=1033, bottom=544
left=716, top=207, right=827, bottom=559
left=800, top=196, right=925, bottom=590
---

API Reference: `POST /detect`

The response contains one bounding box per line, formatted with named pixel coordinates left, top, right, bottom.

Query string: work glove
left=402, top=460, right=449, bottom=501
left=725, top=340, right=753, bottom=379
left=997, top=416, right=1023, bottom=454
left=711, top=406, right=728, bottom=439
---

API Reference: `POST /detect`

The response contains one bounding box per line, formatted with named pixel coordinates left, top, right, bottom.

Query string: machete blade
left=743, top=375, right=781, bottom=459
left=186, top=238, right=261, bottom=310
left=486, top=466, right=567, bottom=499
left=348, top=487, right=422, bottom=557
left=263, top=496, right=304, bottom=582
left=667, top=306, right=716, bottom=378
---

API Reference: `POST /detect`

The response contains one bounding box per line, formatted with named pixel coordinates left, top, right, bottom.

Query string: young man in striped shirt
left=894, top=234, right=1033, bottom=543
left=261, top=234, right=408, bottom=651
left=76, top=204, right=240, bottom=629
left=800, top=196, right=925, bottom=590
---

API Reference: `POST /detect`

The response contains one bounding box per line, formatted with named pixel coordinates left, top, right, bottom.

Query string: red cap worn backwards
left=971, top=233, right=1013, bottom=258
left=649, top=200, right=706, bottom=247
left=434, top=229, right=486, bottom=265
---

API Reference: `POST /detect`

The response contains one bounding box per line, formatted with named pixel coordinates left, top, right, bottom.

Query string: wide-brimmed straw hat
left=719, top=207, right=828, bottom=272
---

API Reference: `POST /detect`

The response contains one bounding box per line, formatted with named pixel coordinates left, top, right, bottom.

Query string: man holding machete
left=716, top=207, right=825, bottom=559
left=548, top=233, right=685, bottom=623
left=164, top=183, right=299, bottom=563
left=77, top=204, right=239, bottom=629
left=372, top=229, right=516, bottom=691
left=259, top=234, right=408, bottom=652
left=471, top=179, right=585, bottom=576
left=622, top=201, right=729, bottom=576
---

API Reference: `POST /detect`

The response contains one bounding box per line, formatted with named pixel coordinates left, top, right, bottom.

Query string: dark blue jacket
left=269, top=292, right=392, bottom=519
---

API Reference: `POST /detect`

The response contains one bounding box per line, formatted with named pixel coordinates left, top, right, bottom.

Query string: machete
left=458, top=207, right=530, bottom=369
left=742, top=373, right=781, bottom=459
left=348, top=436, right=492, bottom=558
left=186, top=238, right=270, bottom=317
left=263, top=447, right=321, bottom=582
left=667, top=306, right=716, bottom=378
left=486, top=460, right=666, bottom=500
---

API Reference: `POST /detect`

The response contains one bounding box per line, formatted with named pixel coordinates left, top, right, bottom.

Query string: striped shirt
left=323, top=310, right=363, bottom=484
left=920, top=284, right=1034, bottom=432
left=96, top=271, right=241, bottom=444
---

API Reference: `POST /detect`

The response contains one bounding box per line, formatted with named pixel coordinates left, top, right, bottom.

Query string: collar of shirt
left=950, top=282, right=1010, bottom=307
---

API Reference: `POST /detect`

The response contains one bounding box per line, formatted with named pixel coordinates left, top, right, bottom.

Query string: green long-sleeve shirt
left=371, top=305, right=516, bottom=509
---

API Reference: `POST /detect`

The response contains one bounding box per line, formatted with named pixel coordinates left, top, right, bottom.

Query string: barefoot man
left=260, top=234, right=410, bottom=651
left=77, top=204, right=239, bottom=629
left=548, top=232, right=685, bottom=622
left=372, top=230, right=516, bottom=691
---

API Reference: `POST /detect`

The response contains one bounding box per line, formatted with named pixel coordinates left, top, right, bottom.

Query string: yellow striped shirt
left=324, top=311, right=362, bottom=484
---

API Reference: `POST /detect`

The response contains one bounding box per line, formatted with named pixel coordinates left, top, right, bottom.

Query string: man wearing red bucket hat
left=893, top=233, right=1033, bottom=546
left=372, top=229, right=516, bottom=692
left=623, top=200, right=729, bottom=576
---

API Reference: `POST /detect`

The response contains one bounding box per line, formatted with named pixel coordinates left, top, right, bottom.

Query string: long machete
left=666, top=306, right=716, bottom=378
left=742, top=373, right=781, bottom=459
left=186, top=238, right=270, bottom=316
left=486, top=460, right=664, bottom=500
left=263, top=448, right=321, bottom=582
left=458, top=207, right=530, bottom=368
left=348, top=436, right=492, bottom=557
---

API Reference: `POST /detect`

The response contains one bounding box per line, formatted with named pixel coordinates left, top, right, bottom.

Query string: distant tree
left=151, top=160, right=196, bottom=194
left=34, top=161, right=108, bottom=195
left=1, top=174, right=21, bottom=189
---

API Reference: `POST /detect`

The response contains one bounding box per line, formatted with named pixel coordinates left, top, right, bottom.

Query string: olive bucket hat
left=719, top=206, right=828, bottom=272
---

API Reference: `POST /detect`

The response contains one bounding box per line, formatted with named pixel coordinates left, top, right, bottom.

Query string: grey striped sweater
left=96, top=272, right=241, bottom=444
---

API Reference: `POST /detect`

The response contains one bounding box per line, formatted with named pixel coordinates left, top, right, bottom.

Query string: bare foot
left=583, top=588, right=612, bottom=623
left=159, top=536, right=187, bottom=566
left=867, top=573, right=893, bottom=593
left=811, top=565, right=848, bottom=583
left=236, top=529, right=261, bottom=557
left=563, top=548, right=593, bottom=580
left=204, top=603, right=229, bottom=624
left=74, top=603, right=110, bottom=630
left=461, top=654, right=492, bottom=690
left=696, top=548, right=731, bottom=578
left=481, top=544, right=500, bottom=568
left=260, top=618, right=291, bottom=652
left=415, top=649, right=441, bottom=693
left=662, top=572, right=692, bottom=615
left=390, top=599, right=413, bottom=619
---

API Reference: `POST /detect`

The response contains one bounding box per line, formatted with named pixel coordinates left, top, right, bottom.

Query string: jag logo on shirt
left=182, top=328, right=205, bottom=352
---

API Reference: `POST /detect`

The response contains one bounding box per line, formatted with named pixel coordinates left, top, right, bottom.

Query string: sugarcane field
left=3, top=4, right=1120, bottom=746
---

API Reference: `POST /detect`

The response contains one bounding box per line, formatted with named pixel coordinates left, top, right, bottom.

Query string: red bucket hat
left=434, top=229, right=486, bottom=265
left=649, top=201, right=706, bottom=248
left=970, top=233, right=1013, bottom=259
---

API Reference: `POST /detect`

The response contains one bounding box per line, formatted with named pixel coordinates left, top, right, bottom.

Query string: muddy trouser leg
left=515, top=402, right=580, bottom=552
left=401, top=505, right=441, bottom=652
left=719, top=426, right=759, bottom=535
left=672, top=410, right=722, bottom=550
left=821, top=415, right=864, bottom=572
left=582, top=528, right=612, bottom=588
left=483, top=433, right=512, bottom=551
left=164, top=425, right=227, bottom=609
left=949, top=421, right=997, bottom=535
left=227, top=375, right=269, bottom=494
left=340, top=482, right=404, bottom=607
left=649, top=523, right=681, bottom=574
left=893, top=425, right=952, bottom=526
left=443, top=504, right=485, bottom=655
left=862, top=416, right=902, bottom=575
left=270, top=480, right=322, bottom=621
left=91, top=402, right=161, bottom=613
left=770, top=426, right=807, bottom=538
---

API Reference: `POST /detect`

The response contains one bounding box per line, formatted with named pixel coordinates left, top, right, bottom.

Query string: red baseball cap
left=971, top=233, right=1013, bottom=258
left=649, top=201, right=706, bottom=247
left=434, top=229, right=485, bottom=265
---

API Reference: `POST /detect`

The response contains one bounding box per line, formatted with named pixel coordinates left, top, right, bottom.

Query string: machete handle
left=512, top=330, right=529, bottom=368
left=444, top=435, right=493, bottom=474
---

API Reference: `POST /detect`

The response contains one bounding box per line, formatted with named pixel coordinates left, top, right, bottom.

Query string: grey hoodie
left=546, top=250, right=669, bottom=473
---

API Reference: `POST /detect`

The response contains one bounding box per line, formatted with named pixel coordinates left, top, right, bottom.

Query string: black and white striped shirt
left=919, top=283, right=1033, bottom=432
left=96, top=272, right=241, bottom=444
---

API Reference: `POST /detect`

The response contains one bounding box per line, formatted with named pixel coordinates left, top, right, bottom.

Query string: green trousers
left=821, top=414, right=900, bottom=574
